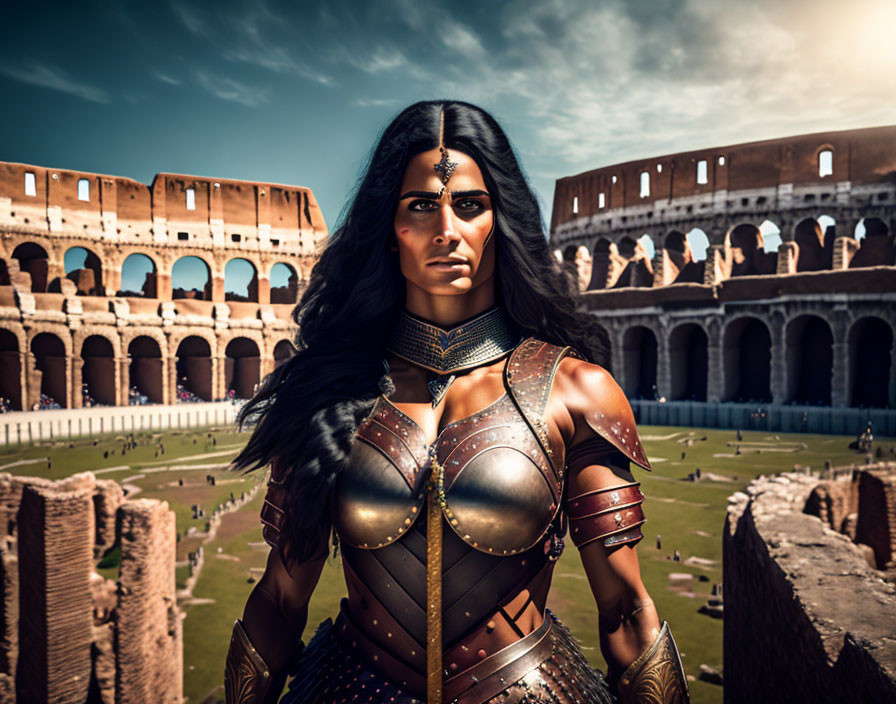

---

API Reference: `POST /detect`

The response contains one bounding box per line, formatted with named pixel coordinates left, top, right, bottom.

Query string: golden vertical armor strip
left=426, top=457, right=445, bottom=703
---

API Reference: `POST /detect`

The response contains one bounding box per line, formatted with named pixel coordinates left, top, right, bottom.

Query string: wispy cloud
left=354, top=97, right=400, bottom=108
left=195, top=69, right=268, bottom=106
left=0, top=62, right=110, bottom=103
left=169, top=0, right=212, bottom=39
left=152, top=70, right=181, bottom=86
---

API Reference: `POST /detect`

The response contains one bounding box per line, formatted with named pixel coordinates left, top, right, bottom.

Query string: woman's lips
left=427, top=259, right=469, bottom=270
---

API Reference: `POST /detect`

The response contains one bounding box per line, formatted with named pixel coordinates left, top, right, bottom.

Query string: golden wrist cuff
left=617, top=621, right=690, bottom=704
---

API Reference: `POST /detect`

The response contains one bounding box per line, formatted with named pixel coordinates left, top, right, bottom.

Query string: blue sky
left=2, top=0, right=895, bottom=235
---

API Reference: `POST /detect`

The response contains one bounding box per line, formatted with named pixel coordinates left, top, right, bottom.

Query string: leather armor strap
left=567, top=482, right=646, bottom=549
left=225, top=619, right=278, bottom=704
left=260, top=460, right=289, bottom=549
left=617, top=621, right=690, bottom=704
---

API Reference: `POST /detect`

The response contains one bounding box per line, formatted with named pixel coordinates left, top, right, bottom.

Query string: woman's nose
left=433, top=205, right=461, bottom=244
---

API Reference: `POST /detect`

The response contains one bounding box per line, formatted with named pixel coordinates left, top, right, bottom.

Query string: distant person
left=225, top=102, right=688, bottom=703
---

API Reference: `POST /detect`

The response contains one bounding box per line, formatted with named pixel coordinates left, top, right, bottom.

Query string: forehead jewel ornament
left=433, top=110, right=458, bottom=185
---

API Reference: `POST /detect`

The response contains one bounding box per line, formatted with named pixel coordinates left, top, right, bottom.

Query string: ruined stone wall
left=724, top=466, right=896, bottom=704
left=0, top=161, right=324, bottom=411
left=0, top=472, right=183, bottom=703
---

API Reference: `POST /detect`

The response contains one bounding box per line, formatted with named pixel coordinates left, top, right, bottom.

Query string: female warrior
left=225, top=101, right=688, bottom=704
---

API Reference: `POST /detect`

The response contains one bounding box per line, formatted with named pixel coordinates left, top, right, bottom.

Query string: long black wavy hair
left=231, top=100, right=609, bottom=566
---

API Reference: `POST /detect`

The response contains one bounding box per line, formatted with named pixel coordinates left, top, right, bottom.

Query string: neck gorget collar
left=385, top=307, right=520, bottom=405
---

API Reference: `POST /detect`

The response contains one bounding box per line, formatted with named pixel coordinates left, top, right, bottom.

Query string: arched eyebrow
left=398, top=189, right=490, bottom=200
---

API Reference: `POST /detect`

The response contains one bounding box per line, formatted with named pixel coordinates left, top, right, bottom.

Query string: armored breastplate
left=331, top=339, right=569, bottom=654
left=334, top=339, right=566, bottom=555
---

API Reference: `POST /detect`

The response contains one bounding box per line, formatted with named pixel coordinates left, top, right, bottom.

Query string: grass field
left=1, top=423, right=890, bottom=703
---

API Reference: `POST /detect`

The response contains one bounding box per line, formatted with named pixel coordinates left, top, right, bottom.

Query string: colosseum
left=551, top=125, right=896, bottom=435
left=0, top=162, right=326, bottom=412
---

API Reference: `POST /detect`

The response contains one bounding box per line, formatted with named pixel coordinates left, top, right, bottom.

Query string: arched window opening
left=31, top=333, right=67, bottom=409
left=639, top=172, right=650, bottom=198
left=12, top=242, right=50, bottom=293
left=849, top=317, right=894, bottom=408
left=785, top=316, right=833, bottom=405
left=119, top=253, right=157, bottom=298
left=64, top=246, right=103, bottom=296
left=274, top=340, right=295, bottom=369
left=818, top=149, right=833, bottom=178
left=669, top=324, right=708, bottom=401
left=0, top=330, right=22, bottom=411
left=622, top=327, right=658, bottom=400
left=128, top=336, right=163, bottom=405
left=794, top=218, right=833, bottom=271
left=729, top=224, right=776, bottom=276
left=172, top=256, right=211, bottom=300
left=697, top=160, right=708, bottom=185
left=175, top=336, right=212, bottom=402
left=723, top=318, right=772, bottom=403
left=686, top=229, right=709, bottom=262
left=224, top=258, right=259, bottom=303
left=637, top=234, right=655, bottom=261
left=759, top=220, right=781, bottom=253
left=850, top=218, right=894, bottom=268
left=270, top=262, right=299, bottom=304
left=80, top=336, right=115, bottom=407
left=225, top=338, right=261, bottom=400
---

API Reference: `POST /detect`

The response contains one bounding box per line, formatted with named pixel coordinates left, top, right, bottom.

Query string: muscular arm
left=242, top=546, right=326, bottom=675
left=573, top=464, right=660, bottom=679
left=555, top=357, right=660, bottom=678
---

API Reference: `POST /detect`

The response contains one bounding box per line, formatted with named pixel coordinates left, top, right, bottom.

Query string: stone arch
left=722, top=317, right=772, bottom=402
left=668, top=322, right=708, bottom=401
left=270, top=262, right=299, bottom=304
left=12, top=242, right=50, bottom=293
left=172, top=255, right=212, bottom=301
left=63, top=245, right=104, bottom=296
left=793, top=217, right=833, bottom=271
left=0, top=327, right=22, bottom=410
left=612, top=236, right=654, bottom=289
left=30, top=331, right=69, bottom=408
left=80, top=335, right=116, bottom=406
left=726, top=224, right=777, bottom=276
left=119, top=252, right=158, bottom=298
left=273, top=339, right=295, bottom=368
left=128, top=335, right=164, bottom=404
left=622, top=325, right=658, bottom=399
left=225, top=337, right=261, bottom=399
left=849, top=317, right=894, bottom=408
left=665, top=230, right=704, bottom=284
left=225, top=257, right=259, bottom=303
left=850, top=218, right=895, bottom=268
left=73, top=327, right=121, bottom=359
left=175, top=336, right=213, bottom=402
left=785, top=315, right=833, bottom=405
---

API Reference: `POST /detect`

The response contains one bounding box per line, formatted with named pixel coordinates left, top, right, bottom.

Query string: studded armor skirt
left=281, top=610, right=614, bottom=704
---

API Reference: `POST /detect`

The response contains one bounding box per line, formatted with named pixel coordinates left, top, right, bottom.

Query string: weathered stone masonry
left=551, top=126, right=896, bottom=434
left=0, top=163, right=327, bottom=411
left=724, top=465, right=896, bottom=704
left=0, top=472, right=182, bottom=703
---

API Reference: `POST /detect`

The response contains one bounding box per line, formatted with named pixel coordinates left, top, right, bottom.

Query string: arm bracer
left=565, top=436, right=647, bottom=550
